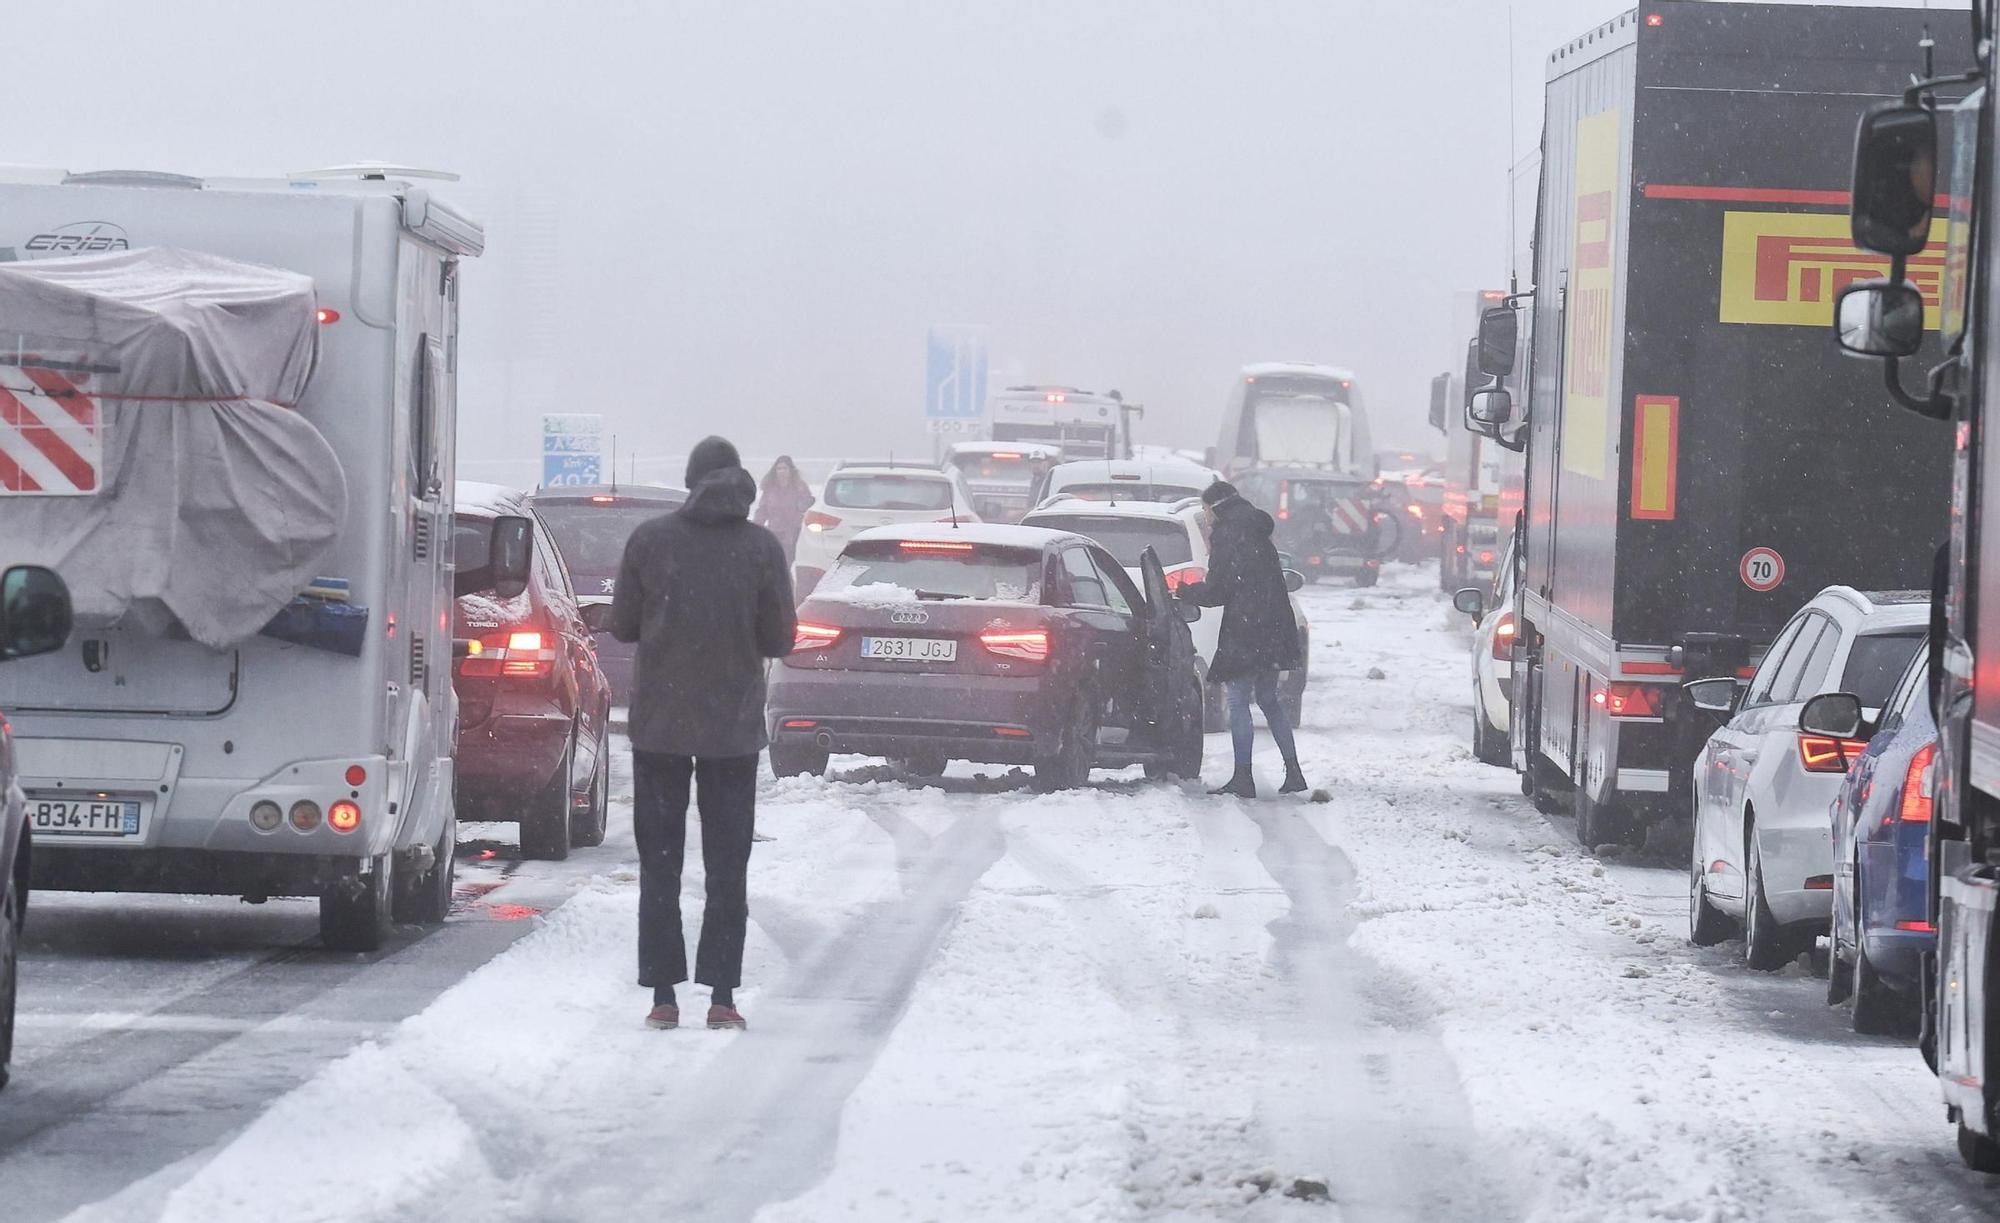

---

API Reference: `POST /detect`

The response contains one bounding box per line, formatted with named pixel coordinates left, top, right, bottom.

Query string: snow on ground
left=122, top=566, right=2000, bottom=1223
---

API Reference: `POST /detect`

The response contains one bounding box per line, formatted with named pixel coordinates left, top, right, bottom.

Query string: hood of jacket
left=680, top=466, right=757, bottom=525
left=1213, top=493, right=1274, bottom=538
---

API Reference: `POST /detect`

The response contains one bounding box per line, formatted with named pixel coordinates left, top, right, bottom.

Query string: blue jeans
left=1226, top=669, right=1298, bottom=771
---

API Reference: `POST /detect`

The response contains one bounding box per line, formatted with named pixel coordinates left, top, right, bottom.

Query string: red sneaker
left=707, top=1004, right=747, bottom=1030
left=645, top=1004, right=679, bottom=1030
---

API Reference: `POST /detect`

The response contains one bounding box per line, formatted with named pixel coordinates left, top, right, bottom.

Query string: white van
left=0, top=167, right=503, bottom=950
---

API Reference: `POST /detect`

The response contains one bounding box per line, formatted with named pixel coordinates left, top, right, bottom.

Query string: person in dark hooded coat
left=611, top=436, right=796, bottom=1031
left=1178, top=480, right=1307, bottom=797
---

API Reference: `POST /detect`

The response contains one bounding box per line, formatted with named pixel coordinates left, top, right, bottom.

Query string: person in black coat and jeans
left=611, top=436, right=796, bottom=1030
left=1179, top=480, right=1308, bottom=798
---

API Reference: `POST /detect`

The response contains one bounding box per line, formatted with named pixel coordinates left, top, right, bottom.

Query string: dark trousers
left=632, top=751, right=758, bottom=990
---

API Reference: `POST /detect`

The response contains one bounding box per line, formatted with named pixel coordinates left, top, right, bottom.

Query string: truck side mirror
left=1467, top=386, right=1513, bottom=428
left=0, top=564, right=72, bottom=661
left=1428, top=372, right=1450, bottom=432
left=1834, top=278, right=1925, bottom=358
left=1851, top=102, right=1937, bottom=258
left=1476, top=306, right=1518, bottom=377
left=488, top=514, right=534, bottom=600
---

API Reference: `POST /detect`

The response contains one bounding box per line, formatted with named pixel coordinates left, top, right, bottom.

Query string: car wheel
left=0, top=875, right=17, bottom=1092
left=320, top=854, right=395, bottom=952
left=1743, top=828, right=1792, bottom=971
left=1689, top=820, right=1734, bottom=947
left=1573, top=785, right=1625, bottom=851
left=394, top=818, right=458, bottom=925
left=520, top=737, right=574, bottom=861
left=1033, top=693, right=1096, bottom=793
left=1960, top=1120, right=2000, bottom=1173
left=1851, top=939, right=1912, bottom=1036
left=892, top=751, right=948, bottom=779
left=570, top=739, right=610, bottom=848
left=1472, top=685, right=1509, bottom=767
left=1353, top=567, right=1379, bottom=588
left=770, top=741, right=829, bottom=778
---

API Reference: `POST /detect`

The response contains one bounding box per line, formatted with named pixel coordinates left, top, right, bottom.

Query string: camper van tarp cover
left=0, top=247, right=346, bottom=648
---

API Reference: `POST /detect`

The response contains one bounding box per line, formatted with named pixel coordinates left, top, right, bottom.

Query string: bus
left=1213, top=363, right=1373, bottom=478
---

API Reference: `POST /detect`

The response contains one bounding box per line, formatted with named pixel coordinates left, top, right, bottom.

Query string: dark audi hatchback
left=767, top=523, right=1204, bottom=790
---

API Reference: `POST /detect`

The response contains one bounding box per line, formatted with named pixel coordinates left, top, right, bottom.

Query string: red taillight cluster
left=1164, top=566, right=1208, bottom=593
left=457, top=628, right=556, bottom=678
left=1491, top=613, right=1516, bottom=661
left=1592, top=682, right=1662, bottom=718
left=1898, top=742, right=1937, bottom=823
left=1799, top=735, right=1871, bottom=773
left=980, top=629, right=1050, bottom=662
left=804, top=509, right=842, bottom=534
left=793, top=622, right=842, bottom=653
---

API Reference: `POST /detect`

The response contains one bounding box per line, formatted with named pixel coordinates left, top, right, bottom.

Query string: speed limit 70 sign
left=1740, top=547, right=1785, bottom=593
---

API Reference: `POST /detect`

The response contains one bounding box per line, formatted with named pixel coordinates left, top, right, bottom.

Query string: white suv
left=793, top=465, right=980, bottom=597
left=1021, top=499, right=1309, bottom=729
left=1685, top=587, right=1927, bottom=969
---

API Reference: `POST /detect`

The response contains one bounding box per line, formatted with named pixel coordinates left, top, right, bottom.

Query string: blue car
left=1828, top=642, right=1934, bottom=1034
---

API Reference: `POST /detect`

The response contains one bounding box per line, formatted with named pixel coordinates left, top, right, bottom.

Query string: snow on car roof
left=1241, top=361, right=1358, bottom=383
left=947, top=441, right=1062, bottom=458
left=829, top=465, right=953, bottom=480
left=1023, top=499, right=1201, bottom=524
left=850, top=522, right=1078, bottom=549
left=455, top=480, right=529, bottom=516
left=1048, top=458, right=1218, bottom=482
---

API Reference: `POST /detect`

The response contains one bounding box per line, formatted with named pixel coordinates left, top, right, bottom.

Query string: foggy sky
left=1, top=0, right=1961, bottom=480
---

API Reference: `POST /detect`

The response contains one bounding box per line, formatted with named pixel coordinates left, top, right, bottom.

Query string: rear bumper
left=457, top=705, right=569, bottom=810
left=769, top=666, right=1060, bottom=764
left=1759, top=817, right=1836, bottom=926
left=31, top=846, right=373, bottom=898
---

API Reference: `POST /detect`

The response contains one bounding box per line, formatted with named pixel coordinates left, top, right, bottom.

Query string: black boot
left=1209, top=768, right=1256, bottom=798
left=1279, top=764, right=1309, bottom=795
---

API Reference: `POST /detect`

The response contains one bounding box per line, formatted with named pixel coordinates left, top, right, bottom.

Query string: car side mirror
left=1468, top=386, right=1513, bottom=428
left=487, top=515, right=533, bottom=600
left=1684, top=677, right=1742, bottom=719
left=1277, top=551, right=1297, bottom=570
left=1452, top=587, right=1486, bottom=621
left=1283, top=569, right=1306, bottom=594
left=1851, top=101, right=1937, bottom=258
left=1476, top=306, right=1517, bottom=377
left=1799, top=691, right=1866, bottom=739
left=579, top=601, right=615, bottom=633
left=1834, top=278, right=1925, bottom=358
left=0, top=564, right=72, bottom=661
left=1176, top=599, right=1202, bottom=624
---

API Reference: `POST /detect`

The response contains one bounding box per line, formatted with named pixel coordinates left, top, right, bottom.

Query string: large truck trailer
left=1490, top=3, right=1958, bottom=847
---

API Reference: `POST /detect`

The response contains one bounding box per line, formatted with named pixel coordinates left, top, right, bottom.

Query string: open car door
left=1137, top=546, right=1195, bottom=742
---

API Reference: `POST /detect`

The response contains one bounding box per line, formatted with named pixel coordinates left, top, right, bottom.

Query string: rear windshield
left=533, top=503, right=669, bottom=574
left=1841, top=631, right=1925, bottom=707
left=1058, top=482, right=1205, bottom=503
left=949, top=455, right=1050, bottom=488
left=1024, top=515, right=1193, bottom=569
left=820, top=541, right=1042, bottom=602
left=825, top=475, right=955, bottom=512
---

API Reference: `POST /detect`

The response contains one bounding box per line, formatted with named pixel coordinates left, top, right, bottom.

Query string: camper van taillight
left=316, top=308, right=340, bottom=324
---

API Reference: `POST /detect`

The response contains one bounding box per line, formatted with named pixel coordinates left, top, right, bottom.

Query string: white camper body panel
left=0, top=173, right=479, bottom=899
left=1214, top=362, right=1373, bottom=478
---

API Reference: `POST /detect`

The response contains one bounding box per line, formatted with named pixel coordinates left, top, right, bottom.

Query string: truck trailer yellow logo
left=1561, top=109, right=1622, bottom=482
left=1719, top=211, right=1948, bottom=327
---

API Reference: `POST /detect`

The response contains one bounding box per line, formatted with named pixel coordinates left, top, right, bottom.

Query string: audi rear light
left=980, top=628, right=1051, bottom=662
left=1164, top=566, right=1208, bottom=592
left=1899, top=742, right=1937, bottom=822
left=794, top=622, right=842, bottom=653
left=1799, top=735, right=1870, bottom=773
left=1592, top=682, right=1662, bottom=718
left=804, top=510, right=841, bottom=533
left=1491, top=613, right=1516, bottom=660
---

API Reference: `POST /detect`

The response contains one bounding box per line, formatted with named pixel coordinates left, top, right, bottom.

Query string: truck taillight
left=1277, top=482, right=1290, bottom=522
left=457, top=628, right=556, bottom=678
left=1898, top=742, right=1937, bottom=822
left=980, top=629, right=1050, bottom=662
left=1164, top=566, right=1207, bottom=592
left=1592, top=682, right=1662, bottom=718
left=804, top=510, right=841, bottom=533
left=1799, top=735, right=1870, bottom=773
left=1492, top=613, right=1516, bottom=660
left=794, top=622, right=842, bottom=652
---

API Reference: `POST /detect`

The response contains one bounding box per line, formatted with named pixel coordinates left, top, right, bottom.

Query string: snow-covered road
left=13, top=566, right=2000, bottom=1221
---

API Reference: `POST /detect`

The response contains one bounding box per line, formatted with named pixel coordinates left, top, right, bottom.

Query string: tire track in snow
left=533, top=809, right=1006, bottom=1222
left=1247, top=804, right=1518, bottom=1222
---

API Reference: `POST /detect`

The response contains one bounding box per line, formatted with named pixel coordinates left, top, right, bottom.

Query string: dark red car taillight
left=979, top=628, right=1050, bottom=662
left=457, top=628, right=557, bottom=679
left=793, top=621, right=842, bottom=653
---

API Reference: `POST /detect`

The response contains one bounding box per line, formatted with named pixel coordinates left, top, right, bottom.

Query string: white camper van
left=0, top=167, right=508, bottom=951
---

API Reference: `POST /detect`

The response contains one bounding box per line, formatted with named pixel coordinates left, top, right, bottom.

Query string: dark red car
left=525, top=483, right=686, bottom=706
left=451, top=483, right=612, bottom=860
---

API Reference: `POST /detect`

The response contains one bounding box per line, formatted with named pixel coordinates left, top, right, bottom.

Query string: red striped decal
left=0, top=380, right=97, bottom=491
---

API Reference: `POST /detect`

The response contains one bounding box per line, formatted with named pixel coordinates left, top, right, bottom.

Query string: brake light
left=793, top=622, right=842, bottom=653
left=1592, top=682, right=1662, bottom=718
left=901, top=540, right=975, bottom=553
left=1799, top=735, right=1871, bottom=773
left=1897, top=919, right=1937, bottom=932
left=1277, top=482, right=1290, bottom=522
left=590, top=494, right=616, bottom=504
left=992, top=452, right=1023, bottom=460
left=328, top=800, right=362, bottom=833
left=1899, top=742, right=1937, bottom=822
left=1477, top=550, right=1495, bottom=565
left=457, top=626, right=557, bottom=678
left=804, top=510, right=841, bottom=533
left=980, top=629, right=1051, bottom=662
left=1408, top=504, right=1425, bottom=520
left=1164, top=566, right=1208, bottom=592
left=1492, top=613, right=1516, bottom=660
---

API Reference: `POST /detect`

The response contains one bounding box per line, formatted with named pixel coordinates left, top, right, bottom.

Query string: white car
left=1451, top=539, right=1517, bottom=767
left=1034, top=458, right=1222, bottom=508
left=795, top=465, right=980, bottom=597
left=1685, top=588, right=1927, bottom=969
left=1021, top=499, right=1309, bottom=730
